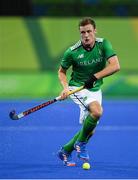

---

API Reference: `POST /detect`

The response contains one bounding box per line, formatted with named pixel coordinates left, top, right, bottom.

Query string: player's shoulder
left=96, top=37, right=111, bottom=44
left=63, top=40, right=82, bottom=57
left=96, top=37, right=104, bottom=43
left=96, top=37, right=112, bottom=48
left=70, top=40, right=82, bottom=51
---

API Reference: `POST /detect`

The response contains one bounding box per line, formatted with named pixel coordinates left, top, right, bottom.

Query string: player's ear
left=94, top=28, right=97, bottom=34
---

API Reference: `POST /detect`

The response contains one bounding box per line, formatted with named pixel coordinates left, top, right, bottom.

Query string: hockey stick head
left=9, top=110, right=19, bottom=120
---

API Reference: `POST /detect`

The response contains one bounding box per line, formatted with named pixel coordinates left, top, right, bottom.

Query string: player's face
left=79, top=24, right=96, bottom=48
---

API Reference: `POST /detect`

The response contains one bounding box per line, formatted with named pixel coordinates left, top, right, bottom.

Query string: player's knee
left=89, top=102, right=103, bottom=120
left=91, top=108, right=102, bottom=119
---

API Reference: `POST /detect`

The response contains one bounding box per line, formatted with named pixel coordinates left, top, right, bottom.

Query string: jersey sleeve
left=60, top=48, right=72, bottom=69
left=103, top=39, right=116, bottom=60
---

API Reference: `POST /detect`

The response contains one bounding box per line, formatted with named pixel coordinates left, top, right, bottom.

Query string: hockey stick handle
left=56, top=85, right=84, bottom=100
left=9, top=86, right=84, bottom=120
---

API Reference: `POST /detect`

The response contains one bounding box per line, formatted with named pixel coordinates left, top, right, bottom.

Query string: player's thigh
left=88, top=101, right=103, bottom=119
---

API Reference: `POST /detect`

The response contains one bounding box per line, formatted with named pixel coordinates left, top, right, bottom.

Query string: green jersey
left=60, top=38, right=116, bottom=91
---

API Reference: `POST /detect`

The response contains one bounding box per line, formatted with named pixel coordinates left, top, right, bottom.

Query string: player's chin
left=84, top=42, right=91, bottom=48
left=84, top=40, right=91, bottom=46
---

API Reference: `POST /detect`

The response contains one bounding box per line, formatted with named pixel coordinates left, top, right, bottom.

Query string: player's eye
left=81, top=31, right=85, bottom=34
left=87, top=30, right=91, bottom=33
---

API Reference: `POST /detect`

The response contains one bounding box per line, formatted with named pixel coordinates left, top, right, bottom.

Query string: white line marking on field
left=0, top=126, right=138, bottom=132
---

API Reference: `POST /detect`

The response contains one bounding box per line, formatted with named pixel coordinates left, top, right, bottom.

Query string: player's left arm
left=94, top=55, right=120, bottom=79
left=84, top=39, right=120, bottom=89
left=84, top=55, right=120, bottom=89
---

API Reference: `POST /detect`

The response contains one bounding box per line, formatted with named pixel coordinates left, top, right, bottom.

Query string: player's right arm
left=58, top=67, right=70, bottom=100
left=58, top=48, right=72, bottom=99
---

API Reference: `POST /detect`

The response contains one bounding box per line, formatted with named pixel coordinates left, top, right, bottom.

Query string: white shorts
left=69, top=86, right=102, bottom=124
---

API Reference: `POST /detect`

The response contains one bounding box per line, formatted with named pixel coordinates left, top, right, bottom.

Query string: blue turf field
left=0, top=99, right=138, bottom=179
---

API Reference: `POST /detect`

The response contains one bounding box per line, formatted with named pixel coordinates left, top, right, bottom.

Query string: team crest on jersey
left=98, top=49, right=102, bottom=56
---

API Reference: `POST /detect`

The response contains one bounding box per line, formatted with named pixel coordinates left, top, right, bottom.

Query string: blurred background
left=0, top=0, right=138, bottom=99
left=1, top=2, right=138, bottom=178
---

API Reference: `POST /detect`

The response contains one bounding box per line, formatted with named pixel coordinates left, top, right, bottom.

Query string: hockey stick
left=9, top=86, right=84, bottom=120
